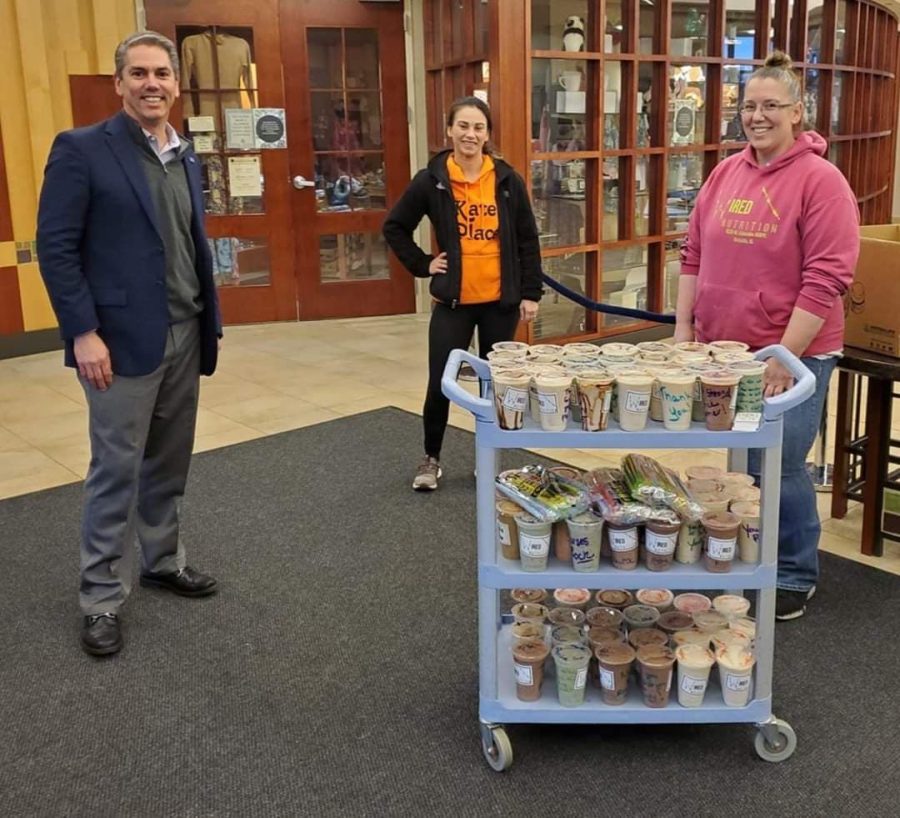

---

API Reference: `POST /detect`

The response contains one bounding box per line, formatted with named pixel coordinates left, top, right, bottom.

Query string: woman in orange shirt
left=384, top=97, right=543, bottom=490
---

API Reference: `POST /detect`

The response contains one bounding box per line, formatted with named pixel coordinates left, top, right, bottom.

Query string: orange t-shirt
left=447, top=155, right=501, bottom=304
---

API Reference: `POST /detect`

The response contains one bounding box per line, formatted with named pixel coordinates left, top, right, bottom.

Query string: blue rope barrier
left=542, top=273, right=676, bottom=325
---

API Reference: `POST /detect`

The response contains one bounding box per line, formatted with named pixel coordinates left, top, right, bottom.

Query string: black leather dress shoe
left=81, top=612, right=122, bottom=656
left=139, top=566, right=218, bottom=597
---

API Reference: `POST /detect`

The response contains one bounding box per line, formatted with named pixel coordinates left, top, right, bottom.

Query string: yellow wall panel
left=0, top=0, right=39, bottom=240
left=0, top=242, right=16, bottom=267
left=92, top=0, right=123, bottom=75
left=17, top=263, right=57, bottom=331
left=14, top=0, right=57, bottom=200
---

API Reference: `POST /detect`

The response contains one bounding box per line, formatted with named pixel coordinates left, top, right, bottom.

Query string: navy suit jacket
left=36, top=111, right=221, bottom=377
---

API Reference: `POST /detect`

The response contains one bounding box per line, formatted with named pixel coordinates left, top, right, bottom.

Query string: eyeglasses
left=739, top=101, right=798, bottom=116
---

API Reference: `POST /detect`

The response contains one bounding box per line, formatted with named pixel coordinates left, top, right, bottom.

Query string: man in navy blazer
left=37, top=31, right=222, bottom=657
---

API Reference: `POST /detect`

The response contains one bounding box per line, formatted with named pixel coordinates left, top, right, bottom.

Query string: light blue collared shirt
left=142, top=123, right=182, bottom=166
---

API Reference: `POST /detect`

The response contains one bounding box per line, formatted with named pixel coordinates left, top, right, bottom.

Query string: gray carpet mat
left=0, top=407, right=897, bottom=817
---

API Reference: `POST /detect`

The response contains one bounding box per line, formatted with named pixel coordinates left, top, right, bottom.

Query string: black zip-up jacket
left=382, top=150, right=543, bottom=308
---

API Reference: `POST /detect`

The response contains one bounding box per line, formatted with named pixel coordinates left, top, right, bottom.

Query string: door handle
left=292, top=175, right=316, bottom=189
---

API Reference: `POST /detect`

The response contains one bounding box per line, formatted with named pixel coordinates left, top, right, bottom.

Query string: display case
left=431, top=0, right=900, bottom=344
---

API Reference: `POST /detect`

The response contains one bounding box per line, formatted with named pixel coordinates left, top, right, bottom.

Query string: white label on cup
left=574, top=668, right=587, bottom=690
left=599, top=668, right=616, bottom=691
left=708, top=537, right=736, bottom=559
left=624, top=390, right=650, bottom=413
left=646, top=530, right=677, bottom=555
left=496, top=521, right=511, bottom=547
left=725, top=673, right=751, bottom=692
left=537, top=392, right=559, bottom=414
left=514, top=663, right=535, bottom=686
left=680, top=675, right=708, bottom=695
left=519, top=534, right=550, bottom=557
left=502, top=387, right=528, bottom=411
left=609, top=528, right=638, bottom=552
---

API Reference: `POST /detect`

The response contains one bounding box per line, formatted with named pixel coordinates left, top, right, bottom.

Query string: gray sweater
left=127, top=118, right=204, bottom=323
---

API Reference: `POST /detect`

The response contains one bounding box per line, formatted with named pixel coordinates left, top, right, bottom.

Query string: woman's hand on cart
left=763, top=357, right=795, bottom=397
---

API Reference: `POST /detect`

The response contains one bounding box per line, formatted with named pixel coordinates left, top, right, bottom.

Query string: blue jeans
left=747, top=356, right=837, bottom=593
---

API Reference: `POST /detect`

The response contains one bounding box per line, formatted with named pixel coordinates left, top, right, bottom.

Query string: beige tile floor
left=1, top=314, right=898, bottom=576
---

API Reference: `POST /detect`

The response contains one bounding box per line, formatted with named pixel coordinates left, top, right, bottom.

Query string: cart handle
left=754, top=345, right=816, bottom=420
left=441, top=349, right=495, bottom=420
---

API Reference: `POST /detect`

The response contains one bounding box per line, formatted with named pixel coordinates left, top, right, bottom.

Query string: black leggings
left=423, top=301, right=520, bottom=458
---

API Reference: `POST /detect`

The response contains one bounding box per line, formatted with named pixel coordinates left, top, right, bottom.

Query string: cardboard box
left=844, top=224, right=900, bottom=357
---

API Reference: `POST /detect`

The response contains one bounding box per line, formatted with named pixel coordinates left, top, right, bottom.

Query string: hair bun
left=764, top=50, right=793, bottom=70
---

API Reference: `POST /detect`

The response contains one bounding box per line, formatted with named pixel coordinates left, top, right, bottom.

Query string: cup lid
left=674, top=642, right=715, bottom=666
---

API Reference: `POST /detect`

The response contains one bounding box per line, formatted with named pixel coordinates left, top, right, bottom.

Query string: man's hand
left=74, top=330, right=112, bottom=391
left=763, top=357, right=795, bottom=398
left=519, top=299, right=539, bottom=323
left=428, top=252, right=448, bottom=275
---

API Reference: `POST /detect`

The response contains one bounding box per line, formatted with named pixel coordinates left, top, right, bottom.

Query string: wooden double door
left=144, top=0, right=414, bottom=323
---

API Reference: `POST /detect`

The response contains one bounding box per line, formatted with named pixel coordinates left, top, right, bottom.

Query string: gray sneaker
left=412, top=456, right=442, bottom=491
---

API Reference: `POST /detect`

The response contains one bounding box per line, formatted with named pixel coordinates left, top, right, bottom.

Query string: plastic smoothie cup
left=675, top=643, right=716, bottom=707
left=672, top=592, right=712, bottom=614
left=598, top=342, right=639, bottom=362
left=516, top=513, right=552, bottom=571
left=708, top=340, right=750, bottom=355
left=628, top=627, right=670, bottom=651
left=731, top=486, right=761, bottom=505
left=635, top=588, right=674, bottom=613
left=588, top=625, right=626, bottom=651
left=553, top=587, right=592, bottom=610
left=547, top=607, right=586, bottom=630
left=636, top=645, right=676, bottom=707
left=712, top=594, right=752, bottom=621
left=647, top=364, right=679, bottom=422
left=694, top=492, right=731, bottom=515
left=673, top=341, right=711, bottom=357
left=552, top=643, right=592, bottom=706
left=692, top=610, right=729, bottom=633
left=685, top=465, right=725, bottom=482
left=550, top=625, right=586, bottom=649
left=644, top=518, right=680, bottom=570
left=657, top=369, right=697, bottom=430
left=702, top=510, right=741, bottom=572
left=510, top=588, right=548, bottom=606
left=731, top=500, right=761, bottom=562
left=716, top=644, right=757, bottom=707
left=496, top=499, right=523, bottom=560
left=606, top=520, right=639, bottom=569
left=622, top=604, right=660, bottom=631
left=699, top=369, right=742, bottom=431
left=575, top=369, right=615, bottom=431
left=728, top=360, right=768, bottom=413
left=595, top=642, right=637, bottom=705
left=713, top=351, right=756, bottom=365
left=710, top=628, right=752, bottom=654
left=534, top=371, right=573, bottom=431
left=528, top=343, right=563, bottom=358
left=675, top=520, right=705, bottom=564
left=585, top=606, right=625, bottom=631
left=566, top=511, right=604, bottom=572
left=492, top=368, right=531, bottom=430
left=595, top=589, right=635, bottom=610
left=492, top=341, right=530, bottom=355
left=671, top=629, right=712, bottom=649
left=563, top=342, right=602, bottom=357
left=729, top=617, right=757, bottom=649
left=512, top=638, right=551, bottom=701
left=526, top=364, right=562, bottom=421
left=684, top=362, right=721, bottom=421
left=656, top=610, right=694, bottom=636
left=615, top=371, right=653, bottom=431
left=511, top=602, right=549, bottom=627
left=511, top=621, right=544, bottom=647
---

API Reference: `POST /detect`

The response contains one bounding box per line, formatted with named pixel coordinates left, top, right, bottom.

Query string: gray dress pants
left=79, top=319, right=201, bottom=615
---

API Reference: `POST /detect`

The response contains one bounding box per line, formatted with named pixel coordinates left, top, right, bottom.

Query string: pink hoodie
left=680, top=131, right=859, bottom=356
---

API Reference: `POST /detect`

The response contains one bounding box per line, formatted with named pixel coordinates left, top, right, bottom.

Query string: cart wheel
left=754, top=719, right=797, bottom=763
left=481, top=726, right=513, bottom=771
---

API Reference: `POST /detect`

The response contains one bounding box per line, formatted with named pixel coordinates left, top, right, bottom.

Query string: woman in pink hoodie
left=676, top=52, right=860, bottom=621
